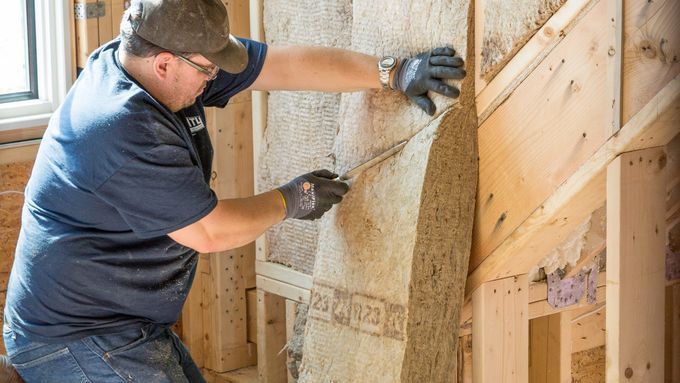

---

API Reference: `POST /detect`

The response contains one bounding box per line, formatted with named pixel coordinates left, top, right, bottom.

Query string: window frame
left=0, top=0, right=73, bottom=143
left=0, top=0, right=39, bottom=104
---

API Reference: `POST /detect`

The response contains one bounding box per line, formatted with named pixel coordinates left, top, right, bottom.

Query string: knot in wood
left=625, top=367, right=633, bottom=379
left=639, top=40, right=657, bottom=59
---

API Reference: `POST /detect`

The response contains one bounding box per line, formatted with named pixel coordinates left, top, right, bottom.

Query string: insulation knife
left=338, top=140, right=407, bottom=181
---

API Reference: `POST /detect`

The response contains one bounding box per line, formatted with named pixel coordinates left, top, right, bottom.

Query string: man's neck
left=118, top=50, right=172, bottom=110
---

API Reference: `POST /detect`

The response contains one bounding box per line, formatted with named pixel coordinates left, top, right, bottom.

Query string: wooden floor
left=203, top=366, right=258, bottom=383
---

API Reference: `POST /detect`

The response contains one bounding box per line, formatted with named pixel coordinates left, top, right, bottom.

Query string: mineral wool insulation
left=258, top=0, right=352, bottom=274
left=259, top=0, right=568, bottom=276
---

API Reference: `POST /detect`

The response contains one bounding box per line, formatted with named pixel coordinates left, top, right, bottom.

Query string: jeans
left=3, top=323, right=206, bottom=383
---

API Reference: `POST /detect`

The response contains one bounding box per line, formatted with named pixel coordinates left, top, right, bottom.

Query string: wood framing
left=472, top=275, right=529, bottom=383
left=467, top=74, right=679, bottom=298
left=256, top=289, right=287, bottom=383
left=606, top=147, right=667, bottom=382
left=530, top=312, right=572, bottom=383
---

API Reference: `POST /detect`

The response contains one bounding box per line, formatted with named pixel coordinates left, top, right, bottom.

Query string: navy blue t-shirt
left=4, top=37, right=267, bottom=342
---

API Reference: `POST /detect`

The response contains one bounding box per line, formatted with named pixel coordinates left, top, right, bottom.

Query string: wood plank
left=606, top=147, right=667, bottom=382
left=475, top=0, right=597, bottom=121
left=571, top=303, right=605, bottom=353
left=255, top=261, right=313, bottom=290
left=530, top=312, right=571, bottom=383
left=285, top=300, right=297, bottom=383
left=74, top=0, right=100, bottom=69
left=202, top=252, right=256, bottom=372
left=110, top=0, right=126, bottom=37
left=256, top=275, right=310, bottom=304
left=472, top=0, right=613, bottom=273
left=246, top=288, right=257, bottom=344
left=460, top=271, right=605, bottom=336
left=0, top=126, right=46, bottom=145
left=257, top=289, right=287, bottom=383
left=249, top=0, right=267, bottom=263
left=181, top=254, right=209, bottom=368
left=222, top=0, right=250, bottom=38
left=472, top=275, right=529, bottom=383
left=204, top=366, right=258, bottom=383
left=466, top=74, right=679, bottom=298
left=666, top=284, right=680, bottom=382
left=97, top=0, right=114, bottom=44
left=457, top=334, right=473, bottom=383
left=622, top=0, right=680, bottom=126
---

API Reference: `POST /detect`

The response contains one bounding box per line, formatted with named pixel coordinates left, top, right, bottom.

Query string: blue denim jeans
left=3, top=323, right=206, bottom=383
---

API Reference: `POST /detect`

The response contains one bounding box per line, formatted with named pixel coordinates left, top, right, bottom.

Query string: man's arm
left=168, top=190, right=285, bottom=253
left=247, top=45, right=466, bottom=115
left=248, top=46, right=384, bottom=92
left=169, top=170, right=349, bottom=253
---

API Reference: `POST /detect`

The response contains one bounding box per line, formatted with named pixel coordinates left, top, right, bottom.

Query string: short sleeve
left=94, top=144, right=218, bottom=238
left=201, top=38, right=268, bottom=107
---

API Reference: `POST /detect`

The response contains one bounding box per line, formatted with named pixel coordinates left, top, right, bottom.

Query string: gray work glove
left=277, top=170, right=349, bottom=220
left=393, top=47, right=466, bottom=116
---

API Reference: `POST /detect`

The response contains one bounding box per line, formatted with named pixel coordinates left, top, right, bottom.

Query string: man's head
left=118, top=0, right=248, bottom=111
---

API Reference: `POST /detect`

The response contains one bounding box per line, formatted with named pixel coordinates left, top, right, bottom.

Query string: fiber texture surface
left=259, top=0, right=352, bottom=274
left=481, top=0, right=566, bottom=81
left=298, top=0, right=478, bottom=381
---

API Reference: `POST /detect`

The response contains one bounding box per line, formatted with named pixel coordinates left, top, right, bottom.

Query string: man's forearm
left=250, top=46, right=394, bottom=92
left=169, top=190, right=285, bottom=253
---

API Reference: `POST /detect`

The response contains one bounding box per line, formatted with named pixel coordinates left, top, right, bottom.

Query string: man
left=3, top=0, right=465, bottom=381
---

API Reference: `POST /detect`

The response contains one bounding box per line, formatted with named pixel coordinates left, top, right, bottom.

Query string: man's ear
left=152, top=52, right=175, bottom=80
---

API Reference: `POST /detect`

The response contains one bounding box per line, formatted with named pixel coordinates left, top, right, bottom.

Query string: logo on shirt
left=186, top=116, right=205, bottom=134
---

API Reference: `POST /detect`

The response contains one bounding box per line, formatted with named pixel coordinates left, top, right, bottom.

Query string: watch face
left=380, top=56, right=396, bottom=69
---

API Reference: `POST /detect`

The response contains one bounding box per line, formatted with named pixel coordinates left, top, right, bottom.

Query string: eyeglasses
left=174, top=54, right=219, bottom=81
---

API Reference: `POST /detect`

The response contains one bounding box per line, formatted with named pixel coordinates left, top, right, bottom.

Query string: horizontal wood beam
left=256, top=275, right=310, bottom=304
left=466, top=74, right=679, bottom=298
left=255, top=261, right=312, bottom=290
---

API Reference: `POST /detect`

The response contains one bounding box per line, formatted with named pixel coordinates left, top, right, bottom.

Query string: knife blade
left=338, top=140, right=407, bottom=181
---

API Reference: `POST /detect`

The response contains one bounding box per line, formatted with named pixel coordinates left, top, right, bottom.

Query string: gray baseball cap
left=128, top=0, right=248, bottom=73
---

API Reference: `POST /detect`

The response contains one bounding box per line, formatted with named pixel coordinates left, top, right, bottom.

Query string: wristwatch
left=378, top=56, right=397, bottom=89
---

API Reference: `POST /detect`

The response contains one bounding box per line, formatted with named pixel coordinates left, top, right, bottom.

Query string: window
left=0, top=0, right=38, bottom=104
left=0, top=0, right=73, bottom=143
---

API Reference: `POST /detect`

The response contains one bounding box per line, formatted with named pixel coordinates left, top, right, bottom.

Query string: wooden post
left=529, top=311, right=571, bottom=383
left=285, top=300, right=298, bottom=383
left=606, top=147, right=667, bottom=382
left=257, top=289, right=287, bottom=383
left=472, top=275, right=529, bottom=383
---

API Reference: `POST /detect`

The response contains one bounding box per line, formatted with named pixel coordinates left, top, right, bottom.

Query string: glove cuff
left=392, top=58, right=409, bottom=91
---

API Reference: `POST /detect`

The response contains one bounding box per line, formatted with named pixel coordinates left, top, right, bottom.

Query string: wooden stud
left=475, top=0, right=596, bottom=121
left=255, top=275, right=310, bottom=304
left=255, top=261, right=313, bottom=291
left=285, top=300, right=298, bottom=383
left=571, top=303, right=606, bottom=354
left=97, top=0, right=114, bottom=44
left=621, top=0, right=680, bottom=126
left=181, top=254, right=209, bottom=368
left=606, top=147, right=667, bottom=382
left=472, top=275, right=529, bottom=383
left=74, top=0, right=100, bottom=69
left=529, top=312, right=571, bottom=383
left=110, top=0, right=126, bottom=37
left=472, top=0, right=614, bottom=273
left=457, top=334, right=473, bottom=383
left=246, top=288, right=257, bottom=344
left=466, top=74, right=679, bottom=299
left=249, top=0, right=268, bottom=263
left=666, top=284, right=680, bottom=382
left=257, top=289, right=287, bottom=383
